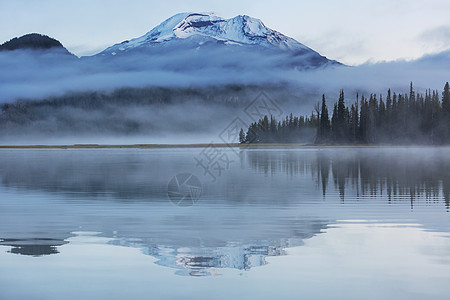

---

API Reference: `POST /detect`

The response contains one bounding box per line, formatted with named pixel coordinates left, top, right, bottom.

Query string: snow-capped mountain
left=98, top=13, right=339, bottom=68
left=102, top=13, right=312, bottom=53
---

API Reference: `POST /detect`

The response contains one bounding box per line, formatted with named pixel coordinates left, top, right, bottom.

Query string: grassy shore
left=0, top=143, right=305, bottom=149
left=0, top=143, right=426, bottom=149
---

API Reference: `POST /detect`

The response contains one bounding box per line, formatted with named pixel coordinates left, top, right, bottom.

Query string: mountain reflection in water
left=0, top=147, right=448, bottom=276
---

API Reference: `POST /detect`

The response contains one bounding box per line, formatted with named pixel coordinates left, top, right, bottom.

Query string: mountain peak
left=97, top=12, right=339, bottom=69
left=101, top=12, right=315, bottom=55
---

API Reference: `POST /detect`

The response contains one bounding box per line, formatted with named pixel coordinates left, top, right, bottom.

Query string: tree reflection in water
left=247, top=148, right=450, bottom=210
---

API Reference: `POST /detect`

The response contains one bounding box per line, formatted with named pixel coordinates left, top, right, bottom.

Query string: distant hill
left=0, top=33, right=74, bottom=55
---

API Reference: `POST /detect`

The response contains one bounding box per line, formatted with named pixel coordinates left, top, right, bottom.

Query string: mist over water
left=0, top=147, right=448, bottom=237
left=0, top=147, right=449, bottom=298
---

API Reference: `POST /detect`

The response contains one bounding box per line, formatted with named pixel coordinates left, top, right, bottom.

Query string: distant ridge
left=0, top=33, right=73, bottom=55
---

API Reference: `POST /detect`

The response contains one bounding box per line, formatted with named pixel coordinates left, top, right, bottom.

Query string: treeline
left=0, top=85, right=287, bottom=135
left=0, top=85, right=253, bottom=130
left=241, top=82, right=450, bottom=145
left=239, top=114, right=317, bottom=143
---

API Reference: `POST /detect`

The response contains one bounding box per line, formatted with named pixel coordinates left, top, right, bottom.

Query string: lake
left=0, top=147, right=449, bottom=299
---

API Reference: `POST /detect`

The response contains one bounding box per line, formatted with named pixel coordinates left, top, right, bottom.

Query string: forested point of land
left=240, top=82, right=450, bottom=145
left=0, top=33, right=65, bottom=51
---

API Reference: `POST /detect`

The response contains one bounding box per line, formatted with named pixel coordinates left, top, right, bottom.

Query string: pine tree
left=410, top=82, right=415, bottom=103
left=441, top=82, right=450, bottom=142
left=443, top=82, right=450, bottom=116
left=239, top=128, right=246, bottom=144
left=359, top=96, right=368, bottom=143
left=241, top=83, right=449, bottom=146
left=316, top=94, right=330, bottom=143
left=350, top=103, right=358, bottom=142
left=336, top=90, right=348, bottom=142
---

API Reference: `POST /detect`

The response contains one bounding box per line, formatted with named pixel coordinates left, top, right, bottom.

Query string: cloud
left=300, top=30, right=371, bottom=65
left=417, top=26, right=450, bottom=53
left=0, top=46, right=449, bottom=140
left=1, top=45, right=449, bottom=105
left=0, top=46, right=324, bottom=103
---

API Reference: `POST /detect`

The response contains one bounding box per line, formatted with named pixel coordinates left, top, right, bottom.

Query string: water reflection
left=1, top=148, right=448, bottom=208
left=0, top=217, right=326, bottom=275
left=0, top=147, right=448, bottom=277
left=247, top=148, right=450, bottom=210
left=0, top=151, right=168, bottom=200
left=110, top=217, right=326, bottom=276
left=0, top=238, right=68, bottom=257
left=154, top=245, right=286, bottom=277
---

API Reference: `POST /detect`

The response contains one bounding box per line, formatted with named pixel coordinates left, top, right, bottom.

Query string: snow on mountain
left=98, top=12, right=332, bottom=66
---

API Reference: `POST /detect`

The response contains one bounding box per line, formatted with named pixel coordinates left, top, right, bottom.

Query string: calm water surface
left=0, top=147, right=449, bottom=299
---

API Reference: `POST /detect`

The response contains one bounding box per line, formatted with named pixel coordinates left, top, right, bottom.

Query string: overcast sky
left=1, top=0, right=449, bottom=65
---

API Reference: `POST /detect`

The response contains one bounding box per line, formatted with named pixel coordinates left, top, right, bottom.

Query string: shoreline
left=0, top=143, right=447, bottom=149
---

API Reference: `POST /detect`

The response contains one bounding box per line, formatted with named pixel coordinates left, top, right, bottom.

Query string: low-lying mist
left=1, top=47, right=449, bottom=102
left=0, top=47, right=449, bottom=143
left=0, top=85, right=315, bottom=144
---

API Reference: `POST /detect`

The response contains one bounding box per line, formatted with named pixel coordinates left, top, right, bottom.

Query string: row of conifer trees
left=240, top=82, right=450, bottom=144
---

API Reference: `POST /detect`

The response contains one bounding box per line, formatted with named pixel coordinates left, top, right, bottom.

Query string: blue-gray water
left=0, top=147, right=449, bottom=299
